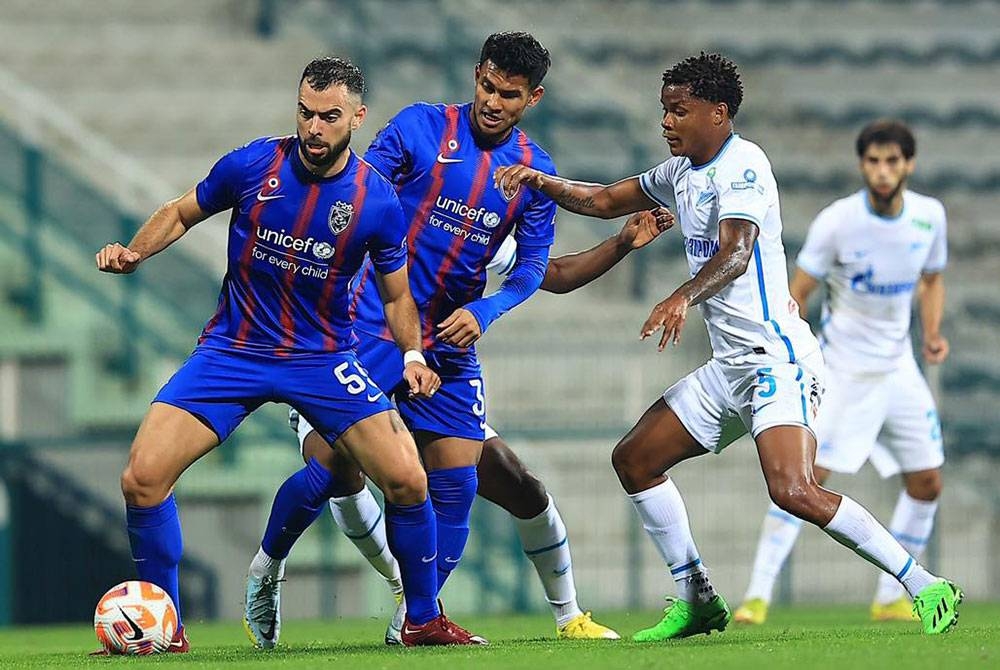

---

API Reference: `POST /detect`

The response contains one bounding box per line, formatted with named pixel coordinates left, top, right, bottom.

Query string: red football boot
left=400, top=604, right=488, bottom=647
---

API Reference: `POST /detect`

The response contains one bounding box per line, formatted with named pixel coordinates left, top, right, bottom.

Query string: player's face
left=659, top=84, right=728, bottom=161
left=470, top=60, right=544, bottom=142
left=860, top=142, right=914, bottom=203
left=296, top=81, right=367, bottom=171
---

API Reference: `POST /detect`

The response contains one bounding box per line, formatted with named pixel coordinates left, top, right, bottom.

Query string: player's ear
left=474, top=62, right=482, bottom=82
left=714, top=102, right=728, bottom=127
left=351, top=104, right=367, bottom=131
left=526, top=85, right=545, bottom=108
left=904, top=156, right=916, bottom=177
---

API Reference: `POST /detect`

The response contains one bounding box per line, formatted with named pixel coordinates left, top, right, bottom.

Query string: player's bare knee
left=905, top=469, right=942, bottom=501
left=768, top=481, right=822, bottom=522
left=381, top=468, right=427, bottom=506
left=120, top=463, right=167, bottom=507
left=611, top=439, right=647, bottom=491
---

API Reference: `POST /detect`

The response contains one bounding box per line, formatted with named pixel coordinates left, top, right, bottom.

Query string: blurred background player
left=496, top=53, right=962, bottom=639
left=245, top=32, right=563, bottom=646
left=290, top=207, right=671, bottom=643
left=94, top=56, right=460, bottom=651
left=735, top=119, right=949, bottom=625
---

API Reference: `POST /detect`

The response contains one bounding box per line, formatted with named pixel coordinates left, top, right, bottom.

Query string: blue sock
left=427, top=466, right=478, bottom=591
left=385, top=498, right=439, bottom=625
left=261, top=457, right=334, bottom=560
left=126, top=494, right=184, bottom=626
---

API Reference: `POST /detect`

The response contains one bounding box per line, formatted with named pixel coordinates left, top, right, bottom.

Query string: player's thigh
left=123, top=402, right=220, bottom=503
left=334, top=409, right=426, bottom=505
left=612, top=398, right=708, bottom=491
left=476, top=432, right=548, bottom=518
left=881, top=362, right=945, bottom=475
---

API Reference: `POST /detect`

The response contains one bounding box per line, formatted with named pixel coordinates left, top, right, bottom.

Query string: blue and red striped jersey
left=193, top=136, right=407, bottom=356
left=351, top=102, right=557, bottom=352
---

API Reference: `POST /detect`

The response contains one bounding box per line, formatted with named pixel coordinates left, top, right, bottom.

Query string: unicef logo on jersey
left=483, top=211, right=501, bottom=228
left=313, top=242, right=335, bottom=260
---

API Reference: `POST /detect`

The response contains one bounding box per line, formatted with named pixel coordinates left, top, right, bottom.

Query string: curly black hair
left=662, top=52, right=743, bottom=118
left=479, top=31, right=551, bottom=88
left=300, top=56, right=366, bottom=98
left=856, top=119, right=916, bottom=159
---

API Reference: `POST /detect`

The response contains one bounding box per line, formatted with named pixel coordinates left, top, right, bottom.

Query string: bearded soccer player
left=734, top=119, right=949, bottom=625
left=289, top=207, right=671, bottom=643
left=95, top=56, right=478, bottom=651
left=245, top=32, right=623, bottom=646
left=496, top=53, right=962, bottom=639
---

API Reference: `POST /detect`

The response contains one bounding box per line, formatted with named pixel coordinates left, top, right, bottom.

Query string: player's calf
left=476, top=436, right=548, bottom=519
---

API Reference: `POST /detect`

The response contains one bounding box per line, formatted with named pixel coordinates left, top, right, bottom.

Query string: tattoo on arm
left=555, top=184, right=595, bottom=211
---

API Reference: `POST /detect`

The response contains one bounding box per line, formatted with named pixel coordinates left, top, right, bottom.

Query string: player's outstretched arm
left=494, top=166, right=657, bottom=219
left=95, top=188, right=208, bottom=274
left=375, top=266, right=441, bottom=398
left=640, top=218, right=757, bottom=351
left=788, top=268, right=820, bottom=320
left=542, top=208, right=674, bottom=294
left=918, top=271, right=949, bottom=364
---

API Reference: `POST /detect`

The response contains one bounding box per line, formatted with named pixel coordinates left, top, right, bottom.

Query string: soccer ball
left=93, top=581, right=178, bottom=655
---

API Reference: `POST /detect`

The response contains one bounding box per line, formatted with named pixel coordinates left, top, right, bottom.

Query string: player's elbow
left=540, top=266, right=571, bottom=294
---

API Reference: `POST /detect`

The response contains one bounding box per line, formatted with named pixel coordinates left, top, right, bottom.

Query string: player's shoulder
left=234, top=135, right=294, bottom=158
left=357, top=156, right=402, bottom=204
left=512, top=128, right=556, bottom=174
left=904, top=189, right=946, bottom=221
left=390, top=102, right=451, bottom=128
left=717, top=135, right=773, bottom=178
left=822, top=190, right=865, bottom=219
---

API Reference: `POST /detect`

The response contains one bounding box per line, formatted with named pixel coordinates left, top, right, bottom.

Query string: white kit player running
left=736, top=119, right=949, bottom=625
left=496, top=54, right=962, bottom=639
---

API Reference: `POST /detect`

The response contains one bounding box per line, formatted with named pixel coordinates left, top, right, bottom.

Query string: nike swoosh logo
left=436, top=154, right=462, bottom=164
left=443, top=556, right=460, bottom=564
left=257, top=192, right=284, bottom=202
left=420, top=553, right=437, bottom=563
left=403, top=625, right=422, bottom=635
left=553, top=564, right=570, bottom=576
left=260, top=617, right=276, bottom=641
left=367, top=391, right=384, bottom=402
left=118, top=607, right=144, bottom=641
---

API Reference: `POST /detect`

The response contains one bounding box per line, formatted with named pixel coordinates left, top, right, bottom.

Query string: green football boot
left=913, top=580, right=963, bottom=635
left=633, top=595, right=731, bottom=642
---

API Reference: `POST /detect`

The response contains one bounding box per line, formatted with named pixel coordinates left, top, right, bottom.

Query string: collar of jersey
left=463, top=102, right=518, bottom=151
left=690, top=133, right=738, bottom=171
left=861, top=188, right=907, bottom=222
left=291, top=146, right=358, bottom=183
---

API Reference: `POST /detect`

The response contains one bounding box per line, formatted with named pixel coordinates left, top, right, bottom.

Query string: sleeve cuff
left=639, top=173, right=672, bottom=209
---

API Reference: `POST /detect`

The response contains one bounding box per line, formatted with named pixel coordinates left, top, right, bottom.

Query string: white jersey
left=797, top=189, right=947, bottom=374
left=487, top=235, right=517, bottom=275
left=639, top=134, right=818, bottom=365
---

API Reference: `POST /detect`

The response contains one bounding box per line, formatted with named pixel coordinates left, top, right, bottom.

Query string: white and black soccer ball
left=94, top=580, right=178, bottom=655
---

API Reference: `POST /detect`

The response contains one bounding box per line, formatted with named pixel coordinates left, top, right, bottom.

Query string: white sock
left=743, top=502, right=804, bottom=603
left=823, top=495, right=938, bottom=598
left=628, top=479, right=716, bottom=604
left=874, top=491, right=938, bottom=604
left=514, top=494, right=583, bottom=628
left=249, top=546, right=285, bottom=580
left=329, top=486, right=402, bottom=595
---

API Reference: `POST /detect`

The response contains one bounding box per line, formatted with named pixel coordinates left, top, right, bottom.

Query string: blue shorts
left=153, top=346, right=393, bottom=444
left=355, top=331, right=486, bottom=441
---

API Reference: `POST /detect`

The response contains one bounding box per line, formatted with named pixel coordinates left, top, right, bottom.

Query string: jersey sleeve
left=796, top=205, right=840, bottom=279
left=638, top=159, right=676, bottom=208
left=923, top=202, right=948, bottom=273
left=487, top=236, right=518, bottom=275
left=195, top=146, right=247, bottom=215
left=364, top=106, right=420, bottom=184
left=716, top=154, right=772, bottom=228
left=367, top=197, right=409, bottom=275
left=514, top=191, right=557, bottom=249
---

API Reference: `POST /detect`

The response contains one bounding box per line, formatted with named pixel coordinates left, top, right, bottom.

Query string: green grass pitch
left=1, top=603, right=997, bottom=669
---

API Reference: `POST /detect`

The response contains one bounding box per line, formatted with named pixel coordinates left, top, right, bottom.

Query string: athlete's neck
left=867, top=188, right=905, bottom=218
left=298, top=147, right=352, bottom=179
left=689, top=127, right=735, bottom=168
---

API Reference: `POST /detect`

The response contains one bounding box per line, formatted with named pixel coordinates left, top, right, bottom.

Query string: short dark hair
left=479, top=31, right=551, bottom=88
left=662, top=52, right=743, bottom=118
left=300, top=56, right=366, bottom=98
left=855, top=119, right=916, bottom=159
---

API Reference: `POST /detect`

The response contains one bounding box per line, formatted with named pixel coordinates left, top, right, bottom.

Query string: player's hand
left=922, top=332, right=949, bottom=365
left=96, top=242, right=141, bottom=274
left=493, top=164, right=545, bottom=200
left=641, top=292, right=689, bottom=351
left=437, top=308, right=483, bottom=348
left=404, top=362, right=441, bottom=399
left=619, top=207, right=674, bottom=250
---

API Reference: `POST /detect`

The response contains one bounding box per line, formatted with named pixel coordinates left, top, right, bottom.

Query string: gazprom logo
left=684, top=236, right=720, bottom=258
left=435, top=195, right=501, bottom=227
left=850, top=267, right=916, bottom=296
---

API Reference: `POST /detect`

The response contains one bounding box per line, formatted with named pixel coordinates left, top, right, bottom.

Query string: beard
left=868, top=179, right=905, bottom=207
left=299, top=130, right=352, bottom=169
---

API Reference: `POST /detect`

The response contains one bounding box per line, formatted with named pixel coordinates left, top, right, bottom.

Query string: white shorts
left=814, top=357, right=943, bottom=478
left=289, top=407, right=501, bottom=450
left=663, top=350, right=825, bottom=453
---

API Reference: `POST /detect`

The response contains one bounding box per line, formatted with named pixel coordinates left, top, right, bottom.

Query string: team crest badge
left=329, top=201, right=354, bottom=235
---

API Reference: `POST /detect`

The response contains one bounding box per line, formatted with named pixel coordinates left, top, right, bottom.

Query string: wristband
left=403, top=349, right=426, bottom=367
